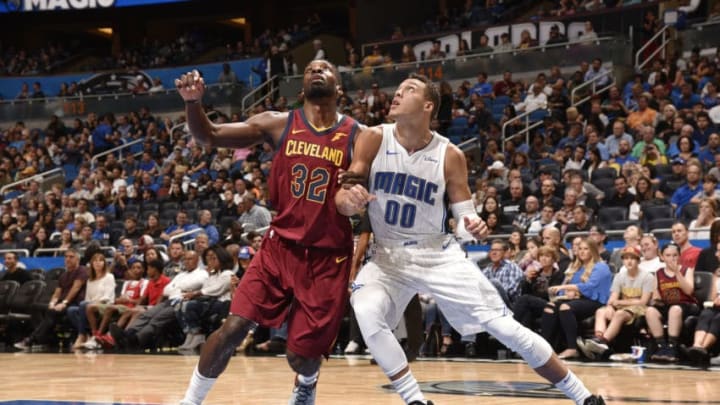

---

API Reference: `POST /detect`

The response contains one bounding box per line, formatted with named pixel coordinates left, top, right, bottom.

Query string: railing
left=570, top=68, right=616, bottom=107
left=635, top=24, right=672, bottom=71
left=89, top=138, right=145, bottom=169
left=168, top=227, right=205, bottom=245
left=0, top=82, right=249, bottom=125
left=502, top=67, right=614, bottom=153
left=241, top=75, right=278, bottom=116
left=176, top=110, right=222, bottom=144
left=0, top=167, right=64, bottom=198
left=457, top=137, right=481, bottom=152
left=33, top=248, right=68, bottom=257
left=278, top=36, right=628, bottom=97
left=501, top=107, right=550, bottom=153
left=0, top=249, right=30, bottom=258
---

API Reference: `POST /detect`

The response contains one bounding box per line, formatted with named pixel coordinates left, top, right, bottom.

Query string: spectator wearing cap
left=546, top=25, right=567, bottom=45
left=197, top=209, right=220, bottom=246
left=237, top=245, right=255, bottom=274
left=238, top=196, right=271, bottom=232
left=671, top=161, right=704, bottom=217
left=657, top=157, right=688, bottom=198
left=609, top=225, right=642, bottom=272
left=576, top=245, right=655, bottom=360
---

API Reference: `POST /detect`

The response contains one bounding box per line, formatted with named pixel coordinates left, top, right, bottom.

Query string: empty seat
left=642, top=204, right=673, bottom=223
left=0, top=280, right=20, bottom=314
left=591, top=167, right=617, bottom=182
left=591, top=177, right=615, bottom=191
left=598, top=206, right=627, bottom=225
left=161, top=202, right=180, bottom=211
left=680, top=203, right=699, bottom=223
left=648, top=218, right=676, bottom=231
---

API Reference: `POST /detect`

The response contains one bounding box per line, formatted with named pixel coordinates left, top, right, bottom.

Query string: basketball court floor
left=0, top=352, right=717, bottom=404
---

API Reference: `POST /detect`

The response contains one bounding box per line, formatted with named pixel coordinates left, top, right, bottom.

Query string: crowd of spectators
left=0, top=41, right=73, bottom=77
left=2, top=8, right=720, bottom=367
left=543, top=0, right=646, bottom=17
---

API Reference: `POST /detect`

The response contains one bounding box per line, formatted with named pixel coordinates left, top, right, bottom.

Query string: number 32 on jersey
left=290, top=163, right=330, bottom=203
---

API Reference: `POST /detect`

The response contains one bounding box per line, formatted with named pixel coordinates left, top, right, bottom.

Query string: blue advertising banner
left=0, top=0, right=190, bottom=13
left=0, top=57, right=263, bottom=101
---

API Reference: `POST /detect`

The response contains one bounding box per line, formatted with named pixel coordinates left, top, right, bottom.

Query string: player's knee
left=286, top=350, right=321, bottom=376
left=217, top=315, right=253, bottom=346
left=558, top=303, right=571, bottom=311
left=484, top=315, right=551, bottom=369
left=351, top=295, right=389, bottom=334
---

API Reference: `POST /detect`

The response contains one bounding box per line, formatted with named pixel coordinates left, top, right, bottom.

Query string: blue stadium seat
left=529, top=109, right=548, bottom=122
left=451, top=116, right=469, bottom=128
left=62, top=163, right=79, bottom=183
left=494, top=95, right=510, bottom=106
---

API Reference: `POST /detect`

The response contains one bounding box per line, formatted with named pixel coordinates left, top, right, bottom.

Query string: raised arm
left=175, top=69, right=287, bottom=149
left=335, top=126, right=383, bottom=217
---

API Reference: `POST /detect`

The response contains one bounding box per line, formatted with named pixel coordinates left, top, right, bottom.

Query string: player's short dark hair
left=408, top=73, right=440, bottom=120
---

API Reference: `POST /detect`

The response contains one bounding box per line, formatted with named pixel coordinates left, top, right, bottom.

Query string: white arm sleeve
left=450, top=200, right=480, bottom=242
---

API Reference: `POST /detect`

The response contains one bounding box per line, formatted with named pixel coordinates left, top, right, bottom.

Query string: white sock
left=181, top=366, right=217, bottom=405
left=297, top=370, right=319, bottom=386
left=554, top=370, right=591, bottom=405
left=391, top=371, right=424, bottom=404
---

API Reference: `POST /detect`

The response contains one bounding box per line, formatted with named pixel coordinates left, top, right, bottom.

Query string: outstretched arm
left=175, top=70, right=287, bottom=148
left=445, top=144, right=488, bottom=241
left=335, top=126, right=383, bottom=216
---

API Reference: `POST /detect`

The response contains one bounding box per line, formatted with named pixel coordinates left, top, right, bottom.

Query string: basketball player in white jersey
left=336, top=74, right=605, bottom=405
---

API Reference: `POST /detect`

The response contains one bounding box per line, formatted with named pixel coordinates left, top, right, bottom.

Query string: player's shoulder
left=443, top=139, right=465, bottom=159
left=356, top=124, right=384, bottom=142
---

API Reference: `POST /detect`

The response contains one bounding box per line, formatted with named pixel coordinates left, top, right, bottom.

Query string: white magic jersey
left=367, top=123, right=448, bottom=242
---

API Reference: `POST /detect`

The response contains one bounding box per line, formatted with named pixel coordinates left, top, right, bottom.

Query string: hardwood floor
left=0, top=353, right=718, bottom=404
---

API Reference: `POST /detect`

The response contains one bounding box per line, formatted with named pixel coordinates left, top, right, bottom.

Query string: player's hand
left=344, top=184, right=376, bottom=212
left=338, top=169, right=367, bottom=189
left=175, top=69, right=205, bottom=102
left=464, top=216, right=488, bottom=240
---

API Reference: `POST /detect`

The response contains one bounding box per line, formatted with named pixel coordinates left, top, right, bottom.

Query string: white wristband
left=450, top=200, right=480, bottom=241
